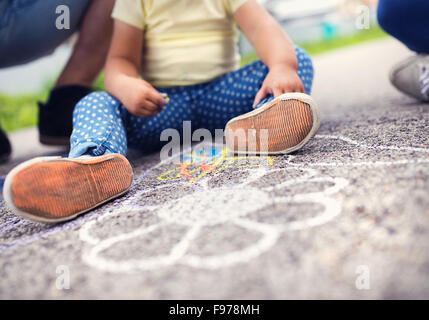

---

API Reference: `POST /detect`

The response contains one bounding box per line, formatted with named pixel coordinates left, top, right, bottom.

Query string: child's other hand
left=253, top=65, right=305, bottom=107
left=122, top=77, right=167, bottom=117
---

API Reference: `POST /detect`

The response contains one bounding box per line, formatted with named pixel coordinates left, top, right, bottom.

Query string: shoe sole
left=225, top=93, right=321, bottom=155
left=4, top=154, right=133, bottom=223
left=39, top=135, right=71, bottom=146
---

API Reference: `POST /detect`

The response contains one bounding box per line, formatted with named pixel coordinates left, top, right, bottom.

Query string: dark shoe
left=38, top=85, right=92, bottom=146
left=0, top=127, right=12, bottom=163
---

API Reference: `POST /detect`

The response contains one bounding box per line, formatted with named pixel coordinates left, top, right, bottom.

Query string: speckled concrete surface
left=0, top=38, right=428, bottom=299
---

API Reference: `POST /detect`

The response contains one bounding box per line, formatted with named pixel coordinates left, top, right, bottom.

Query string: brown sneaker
left=4, top=154, right=133, bottom=223
left=225, top=93, right=321, bottom=155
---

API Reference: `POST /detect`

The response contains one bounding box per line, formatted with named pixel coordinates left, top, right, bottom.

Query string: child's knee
left=73, top=91, right=114, bottom=124
left=74, top=91, right=117, bottom=112
left=80, top=91, right=115, bottom=104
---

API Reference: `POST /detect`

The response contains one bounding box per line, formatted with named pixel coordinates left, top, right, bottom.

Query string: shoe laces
left=419, top=62, right=429, bottom=99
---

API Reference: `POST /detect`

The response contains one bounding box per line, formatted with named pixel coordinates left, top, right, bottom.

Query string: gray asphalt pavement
left=0, top=38, right=428, bottom=299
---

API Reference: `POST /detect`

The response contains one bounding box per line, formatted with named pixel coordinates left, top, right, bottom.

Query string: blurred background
left=0, top=0, right=383, bottom=134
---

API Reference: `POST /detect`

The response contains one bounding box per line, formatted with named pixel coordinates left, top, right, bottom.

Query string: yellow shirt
left=112, top=0, right=248, bottom=87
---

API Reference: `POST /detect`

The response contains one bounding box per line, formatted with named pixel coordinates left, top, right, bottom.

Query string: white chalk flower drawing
left=79, top=135, right=429, bottom=273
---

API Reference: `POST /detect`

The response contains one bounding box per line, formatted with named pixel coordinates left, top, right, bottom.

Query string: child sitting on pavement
left=4, top=0, right=320, bottom=223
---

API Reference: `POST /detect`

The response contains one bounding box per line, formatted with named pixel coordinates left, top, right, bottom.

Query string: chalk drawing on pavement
left=78, top=135, right=429, bottom=273
left=1, top=135, right=428, bottom=264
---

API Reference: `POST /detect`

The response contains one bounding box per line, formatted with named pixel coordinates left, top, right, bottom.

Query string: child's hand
left=122, top=77, right=168, bottom=117
left=253, top=65, right=305, bottom=107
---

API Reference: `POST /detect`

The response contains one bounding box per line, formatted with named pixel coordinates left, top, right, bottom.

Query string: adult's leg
left=0, top=0, right=113, bottom=84
left=0, top=0, right=92, bottom=158
left=0, top=0, right=115, bottom=146
left=193, top=46, right=314, bottom=132
left=377, top=0, right=429, bottom=54
left=55, top=0, right=115, bottom=88
left=379, top=0, right=429, bottom=101
left=0, top=0, right=90, bottom=67
left=39, top=0, right=115, bottom=145
left=38, top=0, right=115, bottom=145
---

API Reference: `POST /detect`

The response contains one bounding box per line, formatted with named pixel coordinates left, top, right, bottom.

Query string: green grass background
left=0, top=26, right=387, bottom=133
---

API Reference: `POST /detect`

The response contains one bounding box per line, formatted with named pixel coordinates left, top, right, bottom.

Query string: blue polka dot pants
left=69, top=46, right=314, bottom=158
